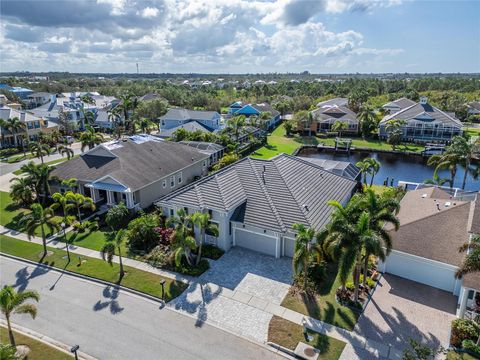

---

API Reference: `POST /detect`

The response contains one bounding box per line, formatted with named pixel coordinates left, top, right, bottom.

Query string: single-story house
left=382, top=97, right=417, bottom=114
left=159, top=108, right=221, bottom=132
left=379, top=97, right=463, bottom=142
left=157, top=121, right=216, bottom=139
left=50, top=135, right=210, bottom=211
left=228, top=101, right=281, bottom=130
left=0, top=106, right=58, bottom=148
left=309, top=100, right=359, bottom=134
left=157, top=154, right=358, bottom=258
left=378, top=186, right=480, bottom=319
left=178, top=141, right=225, bottom=165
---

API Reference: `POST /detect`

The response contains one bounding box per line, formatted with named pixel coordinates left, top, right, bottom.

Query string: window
left=468, top=290, right=475, bottom=300
left=178, top=172, right=183, bottom=184
left=169, top=208, right=174, bottom=217
left=161, top=120, right=165, bottom=126
left=203, top=160, right=207, bottom=167
left=170, top=176, right=175, bottom=187
left=162, top=179, right=167, bottom=188
left=184, top=207, right=188, bottom=214
left=206, top=221, right=218, bottom=237
left=229, top=221, right=232, bottom=235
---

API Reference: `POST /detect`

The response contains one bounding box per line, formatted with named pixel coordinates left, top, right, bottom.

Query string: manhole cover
left=304, top=348, right=315, bottom=357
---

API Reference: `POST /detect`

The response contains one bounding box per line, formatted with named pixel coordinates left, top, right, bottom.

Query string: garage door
left=235, top=229, right=276, bottom=257
left=381, top=251, right=458, bottom=293
left=284, top=237, right=295, bottom=258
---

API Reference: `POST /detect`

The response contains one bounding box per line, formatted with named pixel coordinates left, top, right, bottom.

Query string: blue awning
left=86, top=182, right=129, bottom=193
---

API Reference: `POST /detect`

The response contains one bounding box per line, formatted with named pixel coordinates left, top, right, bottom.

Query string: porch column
left=126, top=192, right=134, bottom=209
left=457, top=287, right=469, bottom=318
left=106, top=191, right=115, bottom=206
left=91, top=188, right=98, bottom=202
left=78, top=184, right=84, bottom=195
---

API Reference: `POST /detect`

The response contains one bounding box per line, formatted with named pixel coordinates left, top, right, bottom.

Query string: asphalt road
left=0, top=256, right=283, bottom=360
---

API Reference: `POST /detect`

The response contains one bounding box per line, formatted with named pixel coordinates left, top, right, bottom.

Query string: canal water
left=299, top=149, right=480, bottom=191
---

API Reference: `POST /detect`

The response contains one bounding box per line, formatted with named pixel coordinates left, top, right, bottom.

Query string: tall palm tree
left=427, top=149, right=462, bottom=189
left=79, top=125, right=104, bottom=152
left=424, top=169, right=450, bottom=187
left=366, top=158, right=381, bottom=186
left=20, top=203, right=60, bottom=258
left=61, top=178, right=77, bottom=191
left=332, top=121, right=349, bottom=138
left=58, top=144, right=74, bottom=160
left=101, top=229, right=128, bottom=282
left=292, top=223, right=322, bottom=292
left=50, top=192, right=76, bottom=261
left=19, top=162, right=54, bottom=204
left=29, top=141, right=51, bottom=163
left=356, top=159, right=372, bottom=185
left=81, top=109, right=95, bottom=127
left=66, top=191, right=95, bottom=223
left=448, top=136, right=480, bottom=190
left=191, top=211, right=219, bottom=265
left=456, top=235, right=480, bottom=278
left=0, top=285, right=39, bottom=347
left=357, top=105, right=378, bottom=138
left=227, top=115, right=246, bottom=141
left=117, top=93, right=134, bottom=133
left=167, top=209, right=196, bottom=267
left=0, top=117, right=26, bottom=147
left=9, top=177, right=34, bottom=206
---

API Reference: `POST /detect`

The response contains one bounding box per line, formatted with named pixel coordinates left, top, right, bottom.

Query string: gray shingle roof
left=316, top=98, right=348, bottom=108
left=158, top=121, right=214, bottom=138
left=467, top=101, right=480, bottom=112
left=250, top=103, right=280, bottom=117
left=179, top=141, right=225, bottom=154
left=160, top=108, right=219, bottom=122
left=311, top=104, right=359, bottom=125
left=51, top=136, right=209, bottom=191
left=380, top=101, right=463, bottom=126
left=382, top=97, right=416, bottom=110
left=298, top=157, right=360, bottom=180
left=158, top=154, right=357, bottom=232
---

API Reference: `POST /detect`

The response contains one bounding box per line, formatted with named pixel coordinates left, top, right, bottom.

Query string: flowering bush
left=154, top=227, right=174, bottom=245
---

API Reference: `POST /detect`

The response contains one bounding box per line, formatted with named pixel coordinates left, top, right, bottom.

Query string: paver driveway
left=200, top=247, right=293, bottom=304
left=169, top=247, right=293, bottom=342
left=353, top=274, right=457, bottom=354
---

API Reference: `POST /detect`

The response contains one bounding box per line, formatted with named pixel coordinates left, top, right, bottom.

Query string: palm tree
left=81, top=110, right=95, bottom=127
left=366, top=158, right=381, bottom=186
left=0, top=117, right=26, bottom=147
left=292, top=223, right=322, bottom=292
left=0, top=285, right=39, bottom=347
left=332, top=121, right=349, bottom=138
left=456, top=235, right=480, bottom=278
left=167, top=209, right=196, bottom=267
left=448, top=136, right=480, bottom=190
left=101, top=229, right=128, bottom=282
left=385, top=119, right=406, bottom=151
left=79, top=125, right=104, bottom=152
left=9, top=177, right=34, bottom=206
left=357, top=105, right=378, bottom=138
left=20, top=203, right=60, bottom=258
left=50, top=192, right=76, bottom=261
left=227, top=115, right=246, bottom=141
left=19, top=162, right=54, bottom=204
left=424, top=170, right=450, bottom=187
left=66, top=191, right=95, bottom=223
left=61, top=178, right=77, bottom=191
left=427, top=150, right=462, bottom=188
left=117, top=93, right=134, bottom=134
left=58, top=144, right=74, bottom=160
left=191, top=211, right=219, bottom=265
left=356, top=159, right=372, bottom=185
left=29, top=141, right=51, bottom=163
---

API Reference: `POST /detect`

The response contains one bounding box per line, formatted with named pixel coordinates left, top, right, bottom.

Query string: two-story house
left=159, top=108, right=221, bottom=134
left=228, top=101, right=281, bottom=131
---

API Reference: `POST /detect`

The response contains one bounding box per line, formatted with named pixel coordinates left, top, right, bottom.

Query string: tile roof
left=298, top=157, right=361, bottom=180
left=51, top=136, right=209, bottom=191
left=385, top=187, right=471, bottom=266
left=158, top=154, right=357, bottom=232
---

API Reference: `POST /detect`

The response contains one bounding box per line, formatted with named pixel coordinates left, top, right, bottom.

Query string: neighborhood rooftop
left=157, top=154, right=357, bottom=233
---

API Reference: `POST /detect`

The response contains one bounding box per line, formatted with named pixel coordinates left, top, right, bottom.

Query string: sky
left=0, top=0, right=479, bottom=74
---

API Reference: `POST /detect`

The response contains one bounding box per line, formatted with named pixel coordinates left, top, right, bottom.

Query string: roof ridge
left=381, top=102, right=418, bottom=122
left=193, top=183, right=205, bottom=208
left=213, top=174, right=229, bottom=210
left=247, top=158, right=286, bottom=232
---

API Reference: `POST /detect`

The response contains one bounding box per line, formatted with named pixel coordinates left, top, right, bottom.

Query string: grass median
left=0, top=234, right=187, bottom=302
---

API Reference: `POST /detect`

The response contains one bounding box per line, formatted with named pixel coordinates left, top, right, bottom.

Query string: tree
left=82, top=109, right=95, bottom=127
left=29, top=141, right=51, bottom=163
left=358, top=105, right=378, bottom=138
left=0, top=343, right=17, bottom=360
left=79, top=125, right=104, bottom=151
left=20, top=203, right=60, bottom=259
left=427, top=139, right=465, bottom=188
left=171, top=128, right=188, bottom=142
left=19, top=162, right=54, bottom=204
left=50, top=192, right=76, bottom=261
left=293, top=110, right=311, bottom=135
left=448, top=136, right=480, bottom=190
left=0, top=117, right=26, bottom=147
left=424, top=170, right=450, bottom=187
left=65, top=191, right=95, bottom=223
left=101, top=229, right=128, bottom=282
left=213, top=153, right=239, bottom=171
left=105, top=202, right=129, bottom=231
left=61, top=178, right=77, bottom=191
left=332, top=121, right=349, bottom=138
left=366, top=158, right=381, bottom=186
left=402, top=339, right=444, bottom=360
left=284, top=120, right=294, bottom=137
left=167, top=208, right=196, bottom=267
left=385, top=119, right=406, bottom=151
left=58, top=144, right=74, bottom=160
left=9, top=177, right=34, bottom=206
left=356, top=159, right=372, bottom=185
left=0, top=285, right=39, bottom=347
left=456, top=235, right=480, bottom=279
left=227, top=115, right=246, bottom=141
left=347, top=89, right=368, bottom=113
left=191, top=211, right=219, bottom=265
left=127, top=213, right=160, bottom=252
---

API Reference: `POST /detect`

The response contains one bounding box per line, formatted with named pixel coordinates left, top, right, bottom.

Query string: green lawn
left=320, top=137, right=424, bottom=153
left=12, top=156, right=79, bottom=175
left=64, top=228, right=131, bottom=258
left=268, top=316, right=346, bottom=360
left=0, top=192, right=61, bottom=237
left=1, top=326, right=72, bottom=360
left=0, top=234, right=187, bottom=302
left=251, top=124, right=318, bottom=159
left=281, top=262, right=360, bottom=331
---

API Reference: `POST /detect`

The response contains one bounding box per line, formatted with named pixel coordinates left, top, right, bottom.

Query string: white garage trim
left=380, top=249, right=462, bottom=295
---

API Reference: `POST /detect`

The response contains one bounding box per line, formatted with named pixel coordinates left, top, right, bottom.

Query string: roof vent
left=303, top=204, right=309, bottom=212
left=420, top=96, right=428, bottom=105
left=422, top=194, right=427, bottom=198
left=445, top=201, right=451, bottom=207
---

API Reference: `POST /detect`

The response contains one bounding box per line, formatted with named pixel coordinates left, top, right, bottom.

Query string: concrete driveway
left=353, top=274, right=457, bottom=353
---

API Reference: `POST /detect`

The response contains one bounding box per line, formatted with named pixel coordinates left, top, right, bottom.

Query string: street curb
left=1, top=254, right=291, bottom=360
left=0, top=319, right=96, bottom=360
left=0, top=252, right=170, bottom=305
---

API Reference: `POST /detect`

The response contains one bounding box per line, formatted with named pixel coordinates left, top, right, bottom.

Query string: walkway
left=1, top=224, right=402, bottom=359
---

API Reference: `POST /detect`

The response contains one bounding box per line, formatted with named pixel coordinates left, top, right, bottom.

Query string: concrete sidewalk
left=1, top=224, right=401, bottom=359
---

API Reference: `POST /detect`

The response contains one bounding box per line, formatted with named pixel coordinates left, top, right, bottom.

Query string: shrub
left=359, top=275, right=376, bottom=288
left=308, top=261, right=327, bottom=283
left=450, top=319, right=480, bottom=347
left=72, top=220, right=98, bottom=233
left=200, top=244, right=224, bottom=260
left=154, top=227, right=174, bottom=245
left=127, top=213, right=160, bottom=252
left=145, top=246, right=169, bottom=268
left=462, top=339, right=480, bottom=355
left=105, top=202, right=130, bottom=230
left=345, top=281, right=355, bottom=291
left=176, top=258, right=210, bottom=276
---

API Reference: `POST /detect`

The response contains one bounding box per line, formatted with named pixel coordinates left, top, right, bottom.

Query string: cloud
left=0, top=0, right=405, bottom=73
